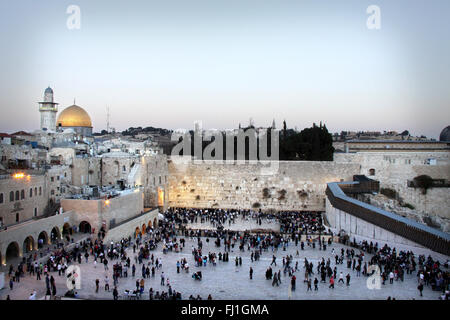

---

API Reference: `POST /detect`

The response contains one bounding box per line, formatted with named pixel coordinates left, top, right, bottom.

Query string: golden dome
left=57, top=105, right=92, bottom=128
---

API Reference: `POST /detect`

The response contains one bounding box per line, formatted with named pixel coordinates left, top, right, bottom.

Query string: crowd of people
left=2, top=207, right=449, bottom=300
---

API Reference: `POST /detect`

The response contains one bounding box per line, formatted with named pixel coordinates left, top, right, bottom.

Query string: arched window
left=34, top=187, right=37, bottom=196
left=10, top=191, right=14, bottom=202
left=29, top=188, right=33, bottom=198
left=369, top=168, right=376, bottom=176
left=15, top=191, right=19, bottom=201
left=21, top=190, right=25, bottom=199
left=39, top=187, right=42, bottom=196
left=0, top=193, right=3, bottom=204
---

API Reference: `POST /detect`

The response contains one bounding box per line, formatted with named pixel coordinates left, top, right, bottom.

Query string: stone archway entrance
left=135, top=227, right=141, bottom=238
left=50, top=227, right=61, bottom=243
left=63, top=223, right=71, bottom=236
left=23, top=236, right=35, bottom=254
left=38, top=231, right=49, bottom=248
left=6, top=242, right=20, bottom=263
left=157, top=187, right=164, bottom=207
left=79, top=221, right=92, bottom=233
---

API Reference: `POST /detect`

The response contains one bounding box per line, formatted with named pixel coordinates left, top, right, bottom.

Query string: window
left=159, top=176, right=161, bottom=184
left=123, top=165, right=126, bottom=172
left=34, top=208, right=37, bottom=217
left=51, top=177, right=54, bottom=182
left=57, top=176, right=60, bottom=180
left=10, top=191, right=14, bottom=202
left=369, top=169, right=375, bottom=176
left=39, top=187, right=42, bottom=196
left=30, top=188, right=33, bottom=198
left=21, top=190, right=25, bottom=199
left=16, top=213, right=19, bottom=222
left=34, top=187, right=37, bottom=196
left=64, top=172, right=67, bottom=178
left=15, top=191, right=19, bottom=201
left=51, top=190, right=55, bottom=195
left=0, top=193, right=3, bottom=204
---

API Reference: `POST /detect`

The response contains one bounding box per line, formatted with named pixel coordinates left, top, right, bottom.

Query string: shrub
left=413, top=175, right=433, bottom=195
left=401, top=203, right=415, bottom=210
left=278, top=189, right=287, bottom=200
left=297, top=190, right=308, bottom=198
left=380, top=187, right=397, bottom=199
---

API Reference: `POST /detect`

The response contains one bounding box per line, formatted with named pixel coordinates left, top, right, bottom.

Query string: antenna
left=106, top=106, right=110, bottom=133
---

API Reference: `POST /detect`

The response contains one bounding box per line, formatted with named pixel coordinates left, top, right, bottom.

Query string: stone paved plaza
left=0, top=221, right=447, bottom=300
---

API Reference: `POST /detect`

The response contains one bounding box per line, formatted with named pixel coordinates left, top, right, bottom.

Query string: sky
left=0, top=0, right=449, bottom=139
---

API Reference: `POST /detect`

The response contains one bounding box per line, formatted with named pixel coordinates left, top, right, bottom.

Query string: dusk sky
left=0, top=0, right=449, bottom=139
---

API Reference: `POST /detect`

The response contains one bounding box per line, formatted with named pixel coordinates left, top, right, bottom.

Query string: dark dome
left=439, top=126, right=450, bottom=142
left=45, top=87, right=53, bottom=94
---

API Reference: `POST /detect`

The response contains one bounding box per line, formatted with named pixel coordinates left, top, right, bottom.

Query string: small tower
left=39, top=87, right=58, bottom=131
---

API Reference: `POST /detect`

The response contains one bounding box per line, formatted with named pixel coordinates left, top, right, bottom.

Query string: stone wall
left=0, top=174, right=48, bottom=226
left=335, top=152, right=450, bottom=219
left=60, top=190, right=144, bottom=232
left=0, top=210, right=73, bottom=264
left=71, top=157, right=101, bottom=187
left=168, top=161, right=360, bottom=211
left=103, top=209, right=159, bottom=243
left=141, top=154, right=169, bottom=209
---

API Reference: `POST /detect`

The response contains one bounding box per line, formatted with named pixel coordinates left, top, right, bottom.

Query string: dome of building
left=57, top=105, right=92, bottom=128
left=440, top=125, right=450, bottom=142
left=44, top=87, right=53, bottom=94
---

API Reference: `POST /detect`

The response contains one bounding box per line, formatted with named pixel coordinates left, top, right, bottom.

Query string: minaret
left=39, top=87, right=58, bottom=131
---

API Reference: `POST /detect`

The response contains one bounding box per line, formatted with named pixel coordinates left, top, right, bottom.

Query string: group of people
left=3, top=206, right=449, bottom=300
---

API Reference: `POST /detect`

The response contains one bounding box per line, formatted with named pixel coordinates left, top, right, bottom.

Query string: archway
left=50, top=227, right=61, bottom=243
left=142, top=224, right=146, bottom=235
left=38, top=231, right=49, bottom=248
left=6, top=242, right=20, bottom=263
left=135, top=227, right=141, bottom=238
left=79, top=221, right=92, bottom=233
left=62, top=223, right=71, bottom=236
left=23, top=236, right=35, bottom=254
left=153, top=218, right=158, bottom=228
left=157, top=188, right=164, bottom=207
